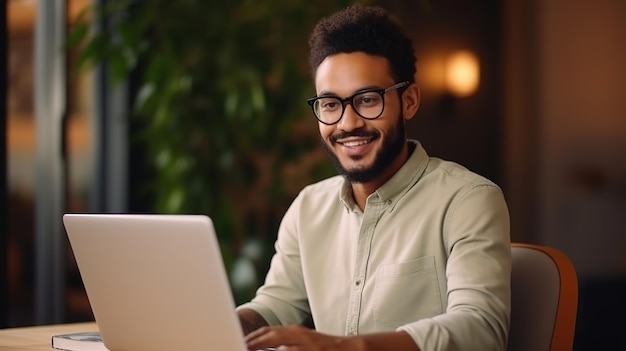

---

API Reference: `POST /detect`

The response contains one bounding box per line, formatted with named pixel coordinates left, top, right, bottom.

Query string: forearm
left=245, top=325, right=420, bottom=351
left=237, top=308, right=270, bottom=335
left=350, top=331, right=420, bottom=351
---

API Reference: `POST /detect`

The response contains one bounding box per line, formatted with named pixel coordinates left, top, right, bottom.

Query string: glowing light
left=445, top=51, right=480, bottom=97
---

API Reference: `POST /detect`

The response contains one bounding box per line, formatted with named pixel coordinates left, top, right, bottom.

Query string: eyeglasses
left=306, top=81, right=410, bottom=125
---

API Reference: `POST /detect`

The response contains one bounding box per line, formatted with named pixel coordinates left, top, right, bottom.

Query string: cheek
left=319, top=124, right=333, bottom=140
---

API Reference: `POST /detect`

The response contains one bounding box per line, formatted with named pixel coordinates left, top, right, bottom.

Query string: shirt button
left=355, top=280, right=361, bottom=286
left=386, top=200, right=392, bottom=205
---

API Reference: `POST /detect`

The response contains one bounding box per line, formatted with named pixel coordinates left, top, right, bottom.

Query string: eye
left=355, top=92, right=382, bottom=106
left=318, top=98, right=341, bottom=111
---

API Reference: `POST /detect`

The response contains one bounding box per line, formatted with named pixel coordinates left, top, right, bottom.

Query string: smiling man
left=237, top=4, right=511, bottom=351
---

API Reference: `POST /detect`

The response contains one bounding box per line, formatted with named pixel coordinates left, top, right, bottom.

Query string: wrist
left=351, top=331, right=420, bottom=351
left=339, top=335, right=366, bottom=351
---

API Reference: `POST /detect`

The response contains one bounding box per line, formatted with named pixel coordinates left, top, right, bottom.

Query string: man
left=237, top=4, right=511, bottom=351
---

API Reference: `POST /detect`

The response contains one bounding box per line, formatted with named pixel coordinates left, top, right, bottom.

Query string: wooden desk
left=0, top=322, right=98, bottom=351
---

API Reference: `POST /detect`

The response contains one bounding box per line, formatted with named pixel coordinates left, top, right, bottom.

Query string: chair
left=507, top=243, right=579, bottom=351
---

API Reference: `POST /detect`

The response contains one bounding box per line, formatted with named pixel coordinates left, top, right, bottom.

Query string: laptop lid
left=63, top=214, right=247, bottom=351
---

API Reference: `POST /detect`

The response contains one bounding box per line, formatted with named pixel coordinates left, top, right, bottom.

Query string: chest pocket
left=373, top=255, right=443, bottom=327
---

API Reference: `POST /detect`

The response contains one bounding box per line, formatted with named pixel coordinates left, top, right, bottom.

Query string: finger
left=277, top=346, right=304, bottom=351
left=245, top=326, right=286, bottom=350
left=246, top=326, right=311, bottom=351
left=245, top=326, right=272, bottom=341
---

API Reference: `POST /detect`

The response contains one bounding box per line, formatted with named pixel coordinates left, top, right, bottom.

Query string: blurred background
left=2, top=0, right=625, bottom=349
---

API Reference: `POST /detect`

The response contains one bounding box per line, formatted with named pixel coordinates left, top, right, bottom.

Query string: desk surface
left=0, top=322, right=98, bottom=351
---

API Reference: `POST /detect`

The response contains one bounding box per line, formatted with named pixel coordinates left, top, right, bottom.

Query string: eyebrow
left=317, top=85, right=383, bottom=98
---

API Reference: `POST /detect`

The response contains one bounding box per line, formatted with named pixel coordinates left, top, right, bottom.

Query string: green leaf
left=74, top=34, right=108, bottom=70
left=66, top=22, right=89, bottom=49
left=108, top=50, right=129, bottom=82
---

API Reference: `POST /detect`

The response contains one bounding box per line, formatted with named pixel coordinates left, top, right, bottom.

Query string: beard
left=321, top=114, right=406, bottom=183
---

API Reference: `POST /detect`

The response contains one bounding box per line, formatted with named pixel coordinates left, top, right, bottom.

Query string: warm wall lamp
left=444, top=50, right=480, bottom=97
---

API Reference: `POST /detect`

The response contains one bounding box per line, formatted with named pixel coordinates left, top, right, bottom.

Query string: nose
left=337, top=102, right=365, bottom=131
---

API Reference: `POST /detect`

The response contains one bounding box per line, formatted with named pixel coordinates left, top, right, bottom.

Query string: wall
left=505, top=0, right=626, bottom=279
left=393, top=0, right=504, bottom=188
left=539, top=0, right=626, bottom=279
left=506, top=0, right=626, bottom=348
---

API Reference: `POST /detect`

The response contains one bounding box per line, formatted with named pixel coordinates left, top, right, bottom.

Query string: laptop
left=62, top=213, right=257, bottom=351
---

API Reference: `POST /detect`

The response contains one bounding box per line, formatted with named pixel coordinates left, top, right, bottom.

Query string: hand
left=245, top=325, right=358, bottom=351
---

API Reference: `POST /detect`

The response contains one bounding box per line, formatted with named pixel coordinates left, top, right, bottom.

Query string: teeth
left=343, top=140, right=369, bottom=147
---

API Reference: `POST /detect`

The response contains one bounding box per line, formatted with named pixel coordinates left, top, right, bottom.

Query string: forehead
left=314, top=52, right=394, bottom=95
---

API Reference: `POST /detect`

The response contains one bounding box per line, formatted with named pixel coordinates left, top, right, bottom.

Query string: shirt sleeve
left=236, top=193, right=312, bottom=326
left=397, top=183, right=511, bottom=351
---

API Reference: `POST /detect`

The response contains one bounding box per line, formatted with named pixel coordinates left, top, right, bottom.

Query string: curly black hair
left=308, top=4, right=416, bottom=83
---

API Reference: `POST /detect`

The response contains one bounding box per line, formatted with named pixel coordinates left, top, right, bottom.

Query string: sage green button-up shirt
left=238, top=140, right=511, bottom=351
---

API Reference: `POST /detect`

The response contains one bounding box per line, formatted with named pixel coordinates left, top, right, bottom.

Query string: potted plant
left=69, top=0, right=370, bottom=302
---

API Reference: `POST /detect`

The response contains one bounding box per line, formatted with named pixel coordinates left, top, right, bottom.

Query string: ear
left=402, top=83, right=421, bottom=121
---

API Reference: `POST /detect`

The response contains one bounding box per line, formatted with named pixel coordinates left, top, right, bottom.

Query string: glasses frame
left=306, top=81, right=410, bottom=125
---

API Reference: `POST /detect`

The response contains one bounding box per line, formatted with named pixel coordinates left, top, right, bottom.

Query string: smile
left=342, top=139, right=371, bottom=147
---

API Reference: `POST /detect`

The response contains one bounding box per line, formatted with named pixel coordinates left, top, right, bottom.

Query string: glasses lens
left=353, top=91, right=384, bottom=119
left=314, top=97, right=343, bottom=124
left=310, top=89, right=387, bottom=124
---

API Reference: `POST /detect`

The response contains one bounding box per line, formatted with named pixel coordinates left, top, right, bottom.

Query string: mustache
left=329, top=130, right=379, bottom=143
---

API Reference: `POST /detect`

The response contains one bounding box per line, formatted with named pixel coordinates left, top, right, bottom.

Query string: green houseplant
left=70, top=0, right=375, bottom=302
